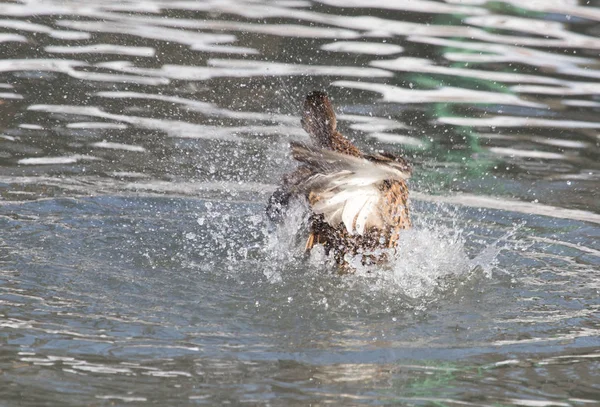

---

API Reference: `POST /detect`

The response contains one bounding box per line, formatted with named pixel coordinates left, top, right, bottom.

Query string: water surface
left=1, top=0, right=599, bottom=405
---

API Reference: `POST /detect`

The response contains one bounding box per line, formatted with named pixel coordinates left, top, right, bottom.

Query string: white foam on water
left=187, top=194, right=510, bottom=306
left=261, top=200, right=505, bottom=301
left=350, top=226, right=474, bottom=299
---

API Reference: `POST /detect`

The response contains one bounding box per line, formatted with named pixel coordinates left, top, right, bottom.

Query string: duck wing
left=290, top=142, right=410, bottom=236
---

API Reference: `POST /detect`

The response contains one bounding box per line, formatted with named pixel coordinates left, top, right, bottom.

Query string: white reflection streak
left=19, top=124, right=43, bottom=129
left=120, top=181, right=275, bottom=196
left=368, top=133, right=427, bottom=148
left=333, top=80, right=545, bottom=107
left=371, top=57, right=566, bottom=85
left=92, top=59, right=392, bottom=80
left=437, top=116, right=600, bottom=129
left=446, top=0, right=600, bottom=23
left=69, top=70, right=168, bottom=86
left=0, top=18, right=89, bottom=39
left=0, top=92, right=23, bottom=99
left=94, top=90, right=298, bottom=124
left=465, top=14, right=600, bottom=49
left=27, top=104, right=305, bottom=141
left=0, top=18, right=58, bottom=32
left=7, top=320, right=114, bottom=342
left=202, top=3, right=600, bottom=49
left=0, top=59, right=169, bottom=86
left=67, top=122, right=128, bottom=129
left=141, top=370, right=192, bottom=377
left=412, top=192, right=600, bottom=225
left=207, top=59, right=393, bottom=78
left=322, top=41, right=404, bottom=55
left=71, top=362, right=133, bottom=374
left=531, top=237, right=600, bottom=257
left=488, top=147, right=569, bottom=161
left=18, top=155, right=101, bottom=165
left=562, top=100, right=600, bottom=108
left=56, top=20, right=258, bottom=54
left=20, top=354, right=196, bottom=382
left=340, top=114, right=411, bottom=132
left=0, top=3, right=100, bottom=17
left=480, top=133, right=592, bottom=150
left=48, top=30, right=90, bottom=40
left=85, top=15, right=360, bottom=39
left=0, top=58, right=86, bottom=71
left=46, top=44, right=155, bottom=57
left=91, top=141, right=146, bottom=152
left=504, top=399, right=570, bottom=407
left=511, top=82, right=600, bottom=96
left=492, top=327, right=600, bottom=347
left=409, top=36, right=595, bottom=71
left=5, top=0, right=600, bottom=49
left=317, top=0, right=488, bottom=15
left=94, top=91, right=410, bottom=137
left=96, top=396, right=148, bottom=402
left=64, top=3, right=483, bottom=44
left=0, top=33, right=27, bottom=43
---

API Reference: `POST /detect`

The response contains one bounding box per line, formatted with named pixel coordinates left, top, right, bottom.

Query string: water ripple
left=0, top=59, right=169, bottom=85
left=56, top=20, right=258, bottom=54
left=17, top=155, right=101, bottom=165
left=437, top=115, right=600, bottom=129
left=27, top=104, right=295, bottom=141
left=45, top=44, right=156, bottom=57
left=317, top=0, right=489, bottom=15
left=1, top=0, right=600, bottom=405
left=322, top=41, right=404, bottom=55
left=333, top=80, right=546, bottom=107
left=409, top=36, right=596, bottom=74
left=0, top=18, right=90, bottom=40
left=371, top=57, right=566, bottom=85
left=449, top=0, right=600, bottom=23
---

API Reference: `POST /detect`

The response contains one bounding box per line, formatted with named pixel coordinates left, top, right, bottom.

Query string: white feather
left=291, top=142, right=411, bottom=182
left=354, top=194, right=381, bottom=235
left=292, top=143, right=409, bottom=235
left=341, top=192, right=368, bottom=235
left=312, top=184, right=383, bottom=235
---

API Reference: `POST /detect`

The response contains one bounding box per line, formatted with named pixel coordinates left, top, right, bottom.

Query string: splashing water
left=352, top=227, right=473, bottom=299
left=262, top=199, right=314, bottom=283
left=260, top=198, right=508, bottom=301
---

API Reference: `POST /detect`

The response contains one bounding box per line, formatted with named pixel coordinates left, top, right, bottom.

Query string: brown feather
left=268, top=91, right=412, bottom=270
left=302, top=91, right=362, bottom=157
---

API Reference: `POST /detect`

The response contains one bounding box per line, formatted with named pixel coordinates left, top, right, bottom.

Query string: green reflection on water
left=405, top=6, right=533, bottom=189
left=487, top=1, right=546, bottom=18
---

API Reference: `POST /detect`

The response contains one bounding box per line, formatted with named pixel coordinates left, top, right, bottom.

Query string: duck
left=267, top=91, right=412, bottom=267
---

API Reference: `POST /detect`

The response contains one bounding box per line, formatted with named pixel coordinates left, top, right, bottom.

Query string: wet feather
left=267, top=91, right=412, bottom=268
left=291, top=142, right=409, bottom=235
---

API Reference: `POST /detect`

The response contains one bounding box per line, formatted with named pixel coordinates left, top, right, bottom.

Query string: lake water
left=1, top=0, right=599, bottom=405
